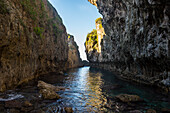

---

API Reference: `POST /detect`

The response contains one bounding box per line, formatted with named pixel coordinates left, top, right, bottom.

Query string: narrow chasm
left=0, top=0, right=169, bottom=113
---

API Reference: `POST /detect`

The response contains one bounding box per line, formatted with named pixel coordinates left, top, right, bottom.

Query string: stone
left=5, top=100, right=22, bottom=108
left=130, top=110, right=142, bottom=113
left=37, top=81, right=66, bottom=92
left=115, top=94, right=142, bottom=103
left=30, top=109, right=45, bottom=113
left=146, top=109, right=157, bottom=113
left=39, top=89, right=61, bottom=100
left=9, top=109, right=20, bottom=113
left=64, top=107, right=73, bottom=113
left=23, top=101, right=32, bottom=107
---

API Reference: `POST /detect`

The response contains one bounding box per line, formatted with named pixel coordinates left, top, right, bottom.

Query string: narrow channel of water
left=44, top=67, right=170, bottom=112
left=0, top=66, right=169, bottom=112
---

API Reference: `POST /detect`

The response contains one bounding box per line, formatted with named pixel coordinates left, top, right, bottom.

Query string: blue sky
left=48, top=0, right=101, bottom=60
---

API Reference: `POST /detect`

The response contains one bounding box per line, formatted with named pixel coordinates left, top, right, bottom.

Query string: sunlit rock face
left=0, top=0, right=68, bottom=91
left=67, top=34, right=83, bottom=68
left=85, top=18, right=106, bottom=62
left=88, top=0, right=97, bottom=7
left=88, top=0, right=170, bottom=91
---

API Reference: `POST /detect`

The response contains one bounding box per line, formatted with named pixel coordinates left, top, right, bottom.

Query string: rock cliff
left=67, top=34, right=83, bottom=68
left=87, top=0, right=170, bottom=91
left=85, top=17, right=105, bottom=62
left=0, top=0, right=68, bottom=91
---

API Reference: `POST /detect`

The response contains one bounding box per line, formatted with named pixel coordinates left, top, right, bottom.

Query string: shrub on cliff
left=85, top=29, right=98, bottom=51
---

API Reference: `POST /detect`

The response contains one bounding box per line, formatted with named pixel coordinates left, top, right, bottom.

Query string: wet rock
left=38, top=81, right=66, bottom=92
left=21, top=107, right=33, bottom=112
left=39, top=89, right=61, bottom=100
left=115, top=94, right=142, bottom=102
left=5, top=100, right=22, bottom=108
left=64, top=107, right=73, bottom=113
left=59, top=71, right=64, bottom=75
left=130, top=110, right=142, bottom=113
left=37, top=81, right=62, bottom=99
left=23, top=101, right=32, bottom=107
left=9, top=109, right=20, bottom=113
left=146, top=109, right=157, bottom=113
left=30, top=109, right=45, bottom=113
left=161, top=108, right=170, bottom=113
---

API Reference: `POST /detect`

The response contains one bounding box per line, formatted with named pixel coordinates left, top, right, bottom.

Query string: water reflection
left=60, top=67, right=108, bottom=112
left=46, top=67, right=170, bottom=112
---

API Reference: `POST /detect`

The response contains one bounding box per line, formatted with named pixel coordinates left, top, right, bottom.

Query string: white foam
left=0, top=94, right=24, bottom=101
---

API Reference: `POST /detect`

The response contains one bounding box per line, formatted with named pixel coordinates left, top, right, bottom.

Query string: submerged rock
left=64, top=107, right=73, bottom=113
left=115, top=94, right=142, bottom=103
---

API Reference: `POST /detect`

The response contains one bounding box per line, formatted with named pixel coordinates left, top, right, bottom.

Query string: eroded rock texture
left=0, top=0, right=68, bottom=91
left=67, top=34, right=83, bottom=68
left=88, top=0, right=170, bottom=91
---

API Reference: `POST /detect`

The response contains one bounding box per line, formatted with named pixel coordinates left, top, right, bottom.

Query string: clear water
left=44, top=67, right=170, bottom=112
left=0, top=66, right=169, bottom=112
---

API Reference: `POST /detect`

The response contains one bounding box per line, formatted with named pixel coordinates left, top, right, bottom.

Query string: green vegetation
left=96, top=17, right=103, bottom=29
left=95, top=17, right=102, bottom=24
left=0, top=0, right=9, bottom=14
left=21, top=0, right=48, bottom=20
left=21, top=0, right=37, bottom=21
left=68, top=34, right=71, bottom=39
left=34, top=27, right=44, bottom=38
left=85, top=29, right=98, bottom=51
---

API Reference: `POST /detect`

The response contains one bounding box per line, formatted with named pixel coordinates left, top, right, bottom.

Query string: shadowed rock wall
left=0, top=0, right=68, bottom=91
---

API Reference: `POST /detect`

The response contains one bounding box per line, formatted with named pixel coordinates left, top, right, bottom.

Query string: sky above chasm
left=48, top=0, right=101, bottom=60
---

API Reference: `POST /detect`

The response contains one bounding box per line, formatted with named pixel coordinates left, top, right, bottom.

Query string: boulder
left=39, top=89, right=61, bottom=100
left=37, top=81, right=64, bottom=100
left=115, top=94, right=142, bottom=103
left=37, top=81, right=66, bottom=92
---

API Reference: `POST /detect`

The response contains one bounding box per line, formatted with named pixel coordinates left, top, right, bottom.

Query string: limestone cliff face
left=88, top=0, right=170, bottom=91
left=67, top=34, right=82, bottom=68
left=0, top=0, right=68, bottom=91
left=85, top=18, right=105, bottom=62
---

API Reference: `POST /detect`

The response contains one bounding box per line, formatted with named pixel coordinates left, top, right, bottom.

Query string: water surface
left=44, top=67, right=170, bottom=112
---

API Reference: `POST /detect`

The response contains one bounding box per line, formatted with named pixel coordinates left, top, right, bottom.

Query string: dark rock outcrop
left=0, top=0, right=68, bottom=92
left=87, top=0, right=170, bottom=91
left=67, top=34, right=83, bottom=68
